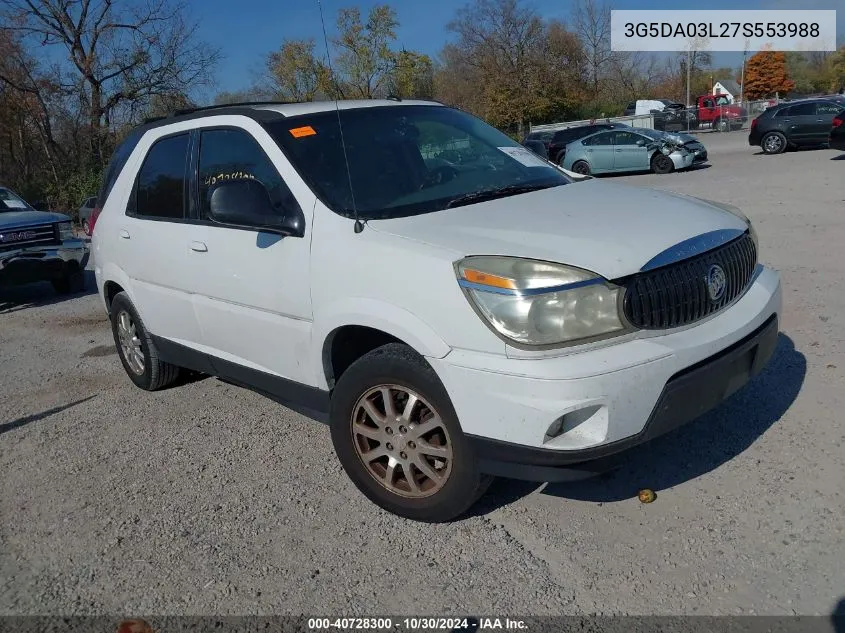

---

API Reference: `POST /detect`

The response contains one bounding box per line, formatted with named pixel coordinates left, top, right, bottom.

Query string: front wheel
left=571, top=160, right=591, bottom=175
left=329, top=343, right=491, bottom=522
left=651, top=153, right=674, bottom=174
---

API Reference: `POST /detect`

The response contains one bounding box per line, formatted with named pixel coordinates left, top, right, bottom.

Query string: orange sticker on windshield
left=289, top=126, right=316, bottom=138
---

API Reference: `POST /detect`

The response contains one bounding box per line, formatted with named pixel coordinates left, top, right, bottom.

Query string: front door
left=186, top=125, right=315, bottom=384
left=778, top=102, right=818, bottom=144
left=611, top=130, right=650, bottom=171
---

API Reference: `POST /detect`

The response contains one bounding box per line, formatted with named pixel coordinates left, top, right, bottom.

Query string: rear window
left=134, top=133, right=190, bottom=219
left=98, top=129, right=144, bottom=208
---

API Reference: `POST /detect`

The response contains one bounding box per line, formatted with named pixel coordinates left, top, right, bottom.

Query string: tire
left=571, top=160, right=591, bottom=176
left=555, top=151, right=566, bottom=166
left=110, top=292, right=180, bottom=391
left=761, top=131, right=787, bottom=155
left=651, top=153, right=674, bottom=174
left=329, top=343, right=491, bottom=522
left=51, top=270, right=85, bottom=294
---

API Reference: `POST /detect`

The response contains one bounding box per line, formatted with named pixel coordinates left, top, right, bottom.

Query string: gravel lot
left=2, top=133, right=844, bottom=619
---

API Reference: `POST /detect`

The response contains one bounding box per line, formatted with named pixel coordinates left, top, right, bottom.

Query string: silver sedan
left=562, top=128, right=697, bottom=176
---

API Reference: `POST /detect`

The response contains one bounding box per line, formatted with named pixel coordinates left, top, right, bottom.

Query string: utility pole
left=686, top=47, right=691, bottom=107
left=739, top=40, right=749, bottom=106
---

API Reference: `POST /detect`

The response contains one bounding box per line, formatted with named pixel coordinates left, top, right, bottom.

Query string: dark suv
left=749, top=99, right=844, bottom=154
left=545, top=123, right=628, bottom=164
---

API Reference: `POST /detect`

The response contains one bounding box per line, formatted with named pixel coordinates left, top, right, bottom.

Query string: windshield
left=0, top=187, right=32, bottom=211
left=265, top=105, right=570, bottom=220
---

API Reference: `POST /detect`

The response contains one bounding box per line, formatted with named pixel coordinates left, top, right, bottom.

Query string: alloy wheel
left=764, top=134, right=783, bottom=153
left=350, top=385, right=453, bottom=498
left=116, top=310, right=145, bottom=375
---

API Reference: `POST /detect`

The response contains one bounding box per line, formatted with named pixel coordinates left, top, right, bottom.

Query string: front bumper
left=429, top=266, right=782, bottom=481
left=0, top=241, right=88, bottom=286
left=669, top=150, right=696, bottom=170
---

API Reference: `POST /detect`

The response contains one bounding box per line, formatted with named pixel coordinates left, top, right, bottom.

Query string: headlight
left=58, top=221, right=74, bottom=240
left=455, top=256, right=627, bottom=347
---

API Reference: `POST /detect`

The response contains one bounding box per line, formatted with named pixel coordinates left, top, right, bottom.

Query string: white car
left=92, top=100, right=782, bottom=522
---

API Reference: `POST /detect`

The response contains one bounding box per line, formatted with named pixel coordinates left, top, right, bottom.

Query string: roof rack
left=141, top=101, right=299, bottom=124
left=171, top=100, right=299, bottom=116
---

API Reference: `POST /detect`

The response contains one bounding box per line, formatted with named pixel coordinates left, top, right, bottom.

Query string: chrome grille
left=623, top=233, right=757, bottom=330
left=0, top=224, right=59, bottom=253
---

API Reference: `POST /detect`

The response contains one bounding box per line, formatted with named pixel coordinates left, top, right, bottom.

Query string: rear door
left=610, top=130, right=649, bottom=171
left=814, top=101, right=843, bottom=142
left=580, top=131, right=615, bottom=172
left=117, top=132, right=203, bottom=347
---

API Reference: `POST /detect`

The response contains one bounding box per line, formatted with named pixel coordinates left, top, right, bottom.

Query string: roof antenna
left=317, top=0, right=364, bottom=233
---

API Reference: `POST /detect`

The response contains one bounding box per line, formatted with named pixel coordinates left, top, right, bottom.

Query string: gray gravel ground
left=1, top=133, right=844, bottom=618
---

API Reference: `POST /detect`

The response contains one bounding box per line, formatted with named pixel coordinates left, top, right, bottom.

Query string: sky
left=189, top=0, right=844, bottom=97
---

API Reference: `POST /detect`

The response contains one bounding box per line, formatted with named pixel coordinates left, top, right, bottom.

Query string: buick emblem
left=706, top=264, right=727, bottom=302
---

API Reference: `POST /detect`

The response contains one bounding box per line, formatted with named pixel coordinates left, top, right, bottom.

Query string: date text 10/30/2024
left=307, top=618, right=528, bottom=630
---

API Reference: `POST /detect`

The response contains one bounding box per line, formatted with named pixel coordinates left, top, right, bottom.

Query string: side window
left=582, top=132, right=614, bottom=146
left=788, top=102, right=816, bottom=116
left=702, top=99, right=715, bottom=108
left=611, top=131, right=643, bottom=146
left=817, top=102, right=841, bottom=115
left=198, top=128, right=297, bottom=221
left=775, top=106, right=792, bottom=117
left=135, top=133, right=189, bottom=219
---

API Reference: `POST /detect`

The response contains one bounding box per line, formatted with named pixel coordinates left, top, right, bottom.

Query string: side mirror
left=208, top=180, right=303, bottom=237
left=635, top=139, right=646, bottom=147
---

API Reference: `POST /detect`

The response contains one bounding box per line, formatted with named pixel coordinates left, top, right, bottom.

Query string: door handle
left=190, top=241, right=208, bottom=253
left=615, top=149, right=623, bottom=152
left=119, top=230, right=130, bottom=239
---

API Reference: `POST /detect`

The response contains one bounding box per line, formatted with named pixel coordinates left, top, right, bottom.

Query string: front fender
left=311, top=297, right=452, bottom=389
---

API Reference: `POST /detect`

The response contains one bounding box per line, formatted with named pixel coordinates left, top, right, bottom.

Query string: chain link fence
left=530, top=98, right=782, bottom=136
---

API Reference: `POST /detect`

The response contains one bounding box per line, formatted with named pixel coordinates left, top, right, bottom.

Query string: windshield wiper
left=446, top=183, right=554, bottom=209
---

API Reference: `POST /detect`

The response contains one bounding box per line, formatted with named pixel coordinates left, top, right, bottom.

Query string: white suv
left=92, top=100, right=782, bottom=522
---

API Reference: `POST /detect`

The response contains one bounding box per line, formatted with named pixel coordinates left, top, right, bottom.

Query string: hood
left=663, top=132, right=699, bottom=144
left=370, top=180, right=748, bottom=280
left=0, top=210, right=70, bottom=229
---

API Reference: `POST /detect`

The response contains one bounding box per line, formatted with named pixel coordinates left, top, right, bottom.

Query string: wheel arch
left=314, top=299, right=452, bottom=391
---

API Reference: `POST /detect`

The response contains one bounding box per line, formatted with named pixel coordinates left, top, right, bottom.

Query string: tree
left=437, top=0, right=584, bottom=134
left=333, top=5, right=398, bottom=99
left=743, top=50, right=795, bottom=99
left=267, top=39, right=331, bottom=102
left=571, top=0, right=612, bottom=98
left=388, top=50, right=434, bottom=99
left=1, top=0, right=219, bottom=163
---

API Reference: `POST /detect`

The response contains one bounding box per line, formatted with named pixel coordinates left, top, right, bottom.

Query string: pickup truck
left=624, top=96, right=747, bottom=132
left=0, top=186, right=88, bottom=293
left=694, top=95, right=747, bottom=131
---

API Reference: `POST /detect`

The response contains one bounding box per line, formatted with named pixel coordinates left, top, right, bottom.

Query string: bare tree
left=1, top=0, right=219, bottom=162
left=571, top=0, right=612, bottom=98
